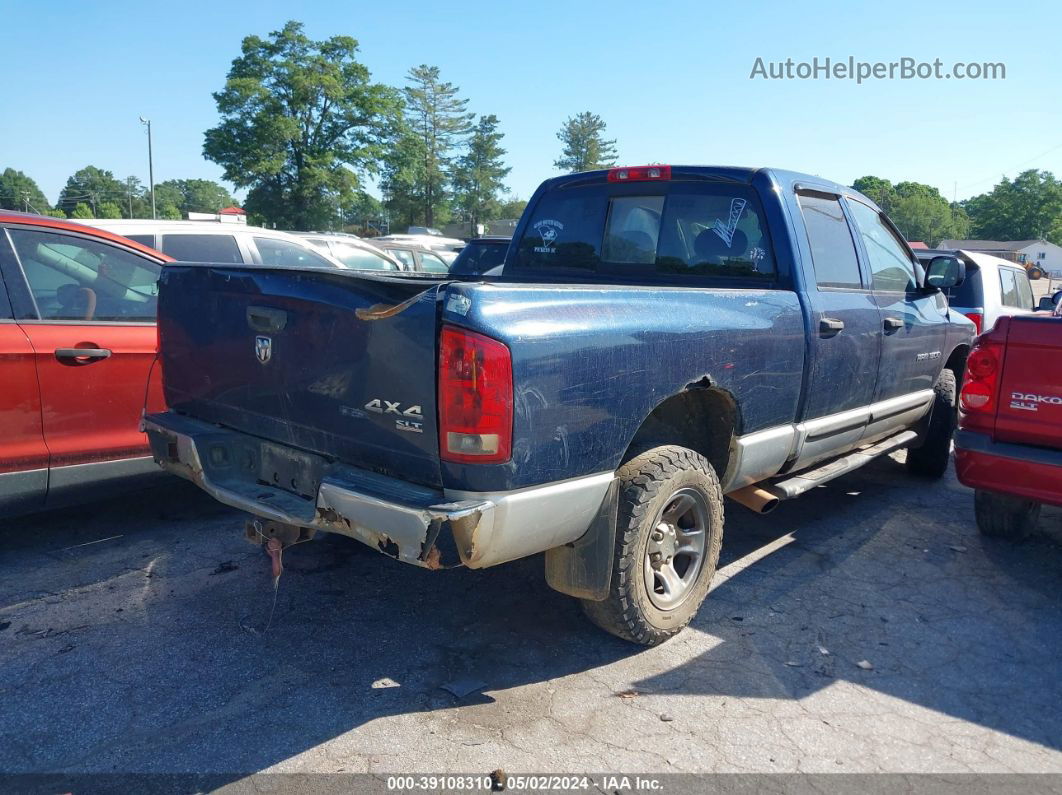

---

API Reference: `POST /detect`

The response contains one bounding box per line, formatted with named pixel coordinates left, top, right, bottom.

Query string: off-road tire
left=581, top=445, right=723, bottom=646
left=906, top=368, right=957, bottom=478
left=974, top=489, right=1041, bottom=540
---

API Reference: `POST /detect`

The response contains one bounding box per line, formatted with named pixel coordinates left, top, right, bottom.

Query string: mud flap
left=544, top=480, right=618, bottom=601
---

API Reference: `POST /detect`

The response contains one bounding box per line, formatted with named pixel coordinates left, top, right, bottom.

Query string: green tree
left=496, top=196, right=528, bottom=219
left=120, top=176, right=151, bottom=218
left=402, top=64, right=474, bottom=228
left=554, top=112, right=617, bottom=172
left=57, top=166, right=126, bottom=216
left=97, top=201, right=123, bottom=219
left=153, top=178, right=234, bottom=216
left=203, top=20, right=400, bottom=230
left=964, top=170, right=1062, bottom=244
left=851, top=175, right=897, bottom=212
left=452, top=114, right=510, bottom=236
left=342, top=191, right=384, bottom=234
left=0, top=168, right=51, bottom=213
left=380, top=121, right=429, bottom=229
left=70, top=202, right=95, bottom=219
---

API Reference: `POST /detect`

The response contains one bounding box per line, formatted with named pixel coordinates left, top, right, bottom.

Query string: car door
left=790, top=190, right=883, bottom=468
left=845, top=198, right=948, bottom=440
left=2, top=225, right=165, bottom=497
left=0, top=255, right=48, bottom=513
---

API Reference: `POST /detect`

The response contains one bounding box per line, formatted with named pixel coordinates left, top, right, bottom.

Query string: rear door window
left=797, top=192, right=863, bottom=289
left=514, top=182, right=775, bottom=280
left=418, top=251, right=450, bottom=273
left=387, top=249, right=416, bottom=270
left=161, top=234, right=242, bottom=263
left=126, top=234, right=156, bottom=248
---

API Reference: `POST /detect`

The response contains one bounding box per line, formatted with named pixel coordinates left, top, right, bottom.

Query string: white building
left=939, top=238, right=1062, bottom=276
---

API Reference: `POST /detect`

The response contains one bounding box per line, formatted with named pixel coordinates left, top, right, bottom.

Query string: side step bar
left=729, top=429, right=919, bottom=514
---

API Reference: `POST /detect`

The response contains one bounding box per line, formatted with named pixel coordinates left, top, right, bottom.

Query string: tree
left=70, top=202, right=95, bottom=219
left=402, top=64, right=474, bottom=228
left=343, top=191, right=384, bottom=234
left=452, top=114, right=510, bottom=235
left=380, top=122, right=429, bottom=229
left=851, top=175, right=896, bottom=212
left=0, top=168, right=51, bottom=213
left=851, top=176, right=969, bottom=245
left=203, top=20, right=400, bottom=230
left=496, top=196, right=527, bottom=219
left=554, top=112, right=617, bottom=172
left=964, top=170, right=1062, bottom=244
left=57, top=166, right=126, bottom=217
left=153, top=178, right=234, bottom=216
left=97, top=201, right=123, bottom=219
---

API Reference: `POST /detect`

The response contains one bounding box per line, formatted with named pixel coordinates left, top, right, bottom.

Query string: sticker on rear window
left=533, top=219, right=563, bottom=254
left=712, top=198, right=748, bottom=247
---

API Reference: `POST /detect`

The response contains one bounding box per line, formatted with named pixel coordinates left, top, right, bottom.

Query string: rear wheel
left=975, top=489, right=1041, bottom=540
left=906, top=368, right=957, bottom=478
left=581, top=445, right=723, bottom=646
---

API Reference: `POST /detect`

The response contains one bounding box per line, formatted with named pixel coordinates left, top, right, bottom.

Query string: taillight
left=607, top=165, right=672, bottom=182
left=963, top=312, right=983, bottom=334
left=960, top=342, right=1002, bottom=416
left=439, top=325, right=513, bottom=464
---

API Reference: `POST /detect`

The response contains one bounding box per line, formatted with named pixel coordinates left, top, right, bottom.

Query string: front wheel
left=975, top=489, right=1041, bottom=540
left=906, top=368, right=957, bottom=478
left=581, top=445, right=723, bottom=646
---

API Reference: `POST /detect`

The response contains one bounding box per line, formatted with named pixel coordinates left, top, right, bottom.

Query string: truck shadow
left=0, top=457, right=1059, bottom=777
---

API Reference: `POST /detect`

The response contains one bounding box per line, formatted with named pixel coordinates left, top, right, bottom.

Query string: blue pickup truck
left=144, top=165, right=973, bottom=645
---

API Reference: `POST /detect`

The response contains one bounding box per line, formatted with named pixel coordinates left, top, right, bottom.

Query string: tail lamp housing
left=959, top=341, right=1002, bottom=429
left=438, top=325, right=513, bottom=464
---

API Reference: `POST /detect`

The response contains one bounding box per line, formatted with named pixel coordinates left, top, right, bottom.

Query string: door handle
left=247, top=306, right=288, bottom=334
left=55, top=347, right=112, bottom=364
left=883, top=316, right=904, bottom=332
left=819, top=317, right=845, bottom=335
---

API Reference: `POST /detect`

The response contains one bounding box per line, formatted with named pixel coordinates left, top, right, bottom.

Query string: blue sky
left=2, top=0, right=1059, bottom=206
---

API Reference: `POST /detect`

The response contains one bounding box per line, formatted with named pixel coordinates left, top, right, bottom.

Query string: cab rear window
left=513, top=182, right=775, bottom=280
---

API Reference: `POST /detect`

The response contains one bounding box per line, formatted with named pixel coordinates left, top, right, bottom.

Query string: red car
left=954, top=310, right=1062, bottom=538
left=0, top=211, right=172, bottom=515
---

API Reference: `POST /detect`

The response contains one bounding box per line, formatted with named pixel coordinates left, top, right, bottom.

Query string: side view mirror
left=924, top=255, right=965, bottom=290
left=1038, top=296, right=1056, bottom=312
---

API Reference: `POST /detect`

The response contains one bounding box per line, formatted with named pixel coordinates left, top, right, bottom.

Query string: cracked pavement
left=1, top=451, right=1060, bottom=777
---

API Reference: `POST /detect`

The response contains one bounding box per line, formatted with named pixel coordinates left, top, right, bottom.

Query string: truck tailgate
left=995, top=316, right=1062, bottom=449
left=157, top=265, right=444, bottom=488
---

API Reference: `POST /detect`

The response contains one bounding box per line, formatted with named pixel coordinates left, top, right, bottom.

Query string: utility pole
left=139, top=116, right=156, bottom=219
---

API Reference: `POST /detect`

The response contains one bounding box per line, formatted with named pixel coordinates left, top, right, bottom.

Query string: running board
left=768, top=429, right=919, bottom=500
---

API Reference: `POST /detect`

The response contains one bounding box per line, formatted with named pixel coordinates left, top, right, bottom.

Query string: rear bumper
left=953, top=429, right=1062, bottom=507
left=142, top=412, right=612, bottom=569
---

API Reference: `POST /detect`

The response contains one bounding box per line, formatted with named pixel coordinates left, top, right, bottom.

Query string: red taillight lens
left=439, top=326, right=513, bottom=464
left=966, top=347, right=997, bottom=380
left=960, top=343, right=1001, bottom=415
left=963, top=312, right=983, bottom=334
left=607, top=165, right=672, bottom=182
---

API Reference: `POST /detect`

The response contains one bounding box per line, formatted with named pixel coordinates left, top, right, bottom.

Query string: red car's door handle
left=55, top=347, right=112, bottom=364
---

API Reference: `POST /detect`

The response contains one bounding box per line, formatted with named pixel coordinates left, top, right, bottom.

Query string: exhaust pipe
left=727, top=485, right=780, bottom=515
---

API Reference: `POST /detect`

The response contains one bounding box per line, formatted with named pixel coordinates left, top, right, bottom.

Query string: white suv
left=917, top=249, right=1037, bottom=334
left=81, top=220, right=345, bottom=269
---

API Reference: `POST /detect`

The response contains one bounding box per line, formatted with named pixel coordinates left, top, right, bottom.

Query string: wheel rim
left=643, top=487, right=709, bottom=611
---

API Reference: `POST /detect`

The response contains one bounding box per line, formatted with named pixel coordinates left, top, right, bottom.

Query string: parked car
left=915, top=248, right=1036, bottom=334
left=295, top=233, right=402, bottom=272
left=142, top=164, right=972, bottom=645
left=372, top=240, right=451, bottom=273
left=0, top=212, right=172, bottom=515
left=448, top=236, right=511, bottom=277
left=81, top=220, right=345, bottom=269
left=954, top=311, right=1062, bottom=538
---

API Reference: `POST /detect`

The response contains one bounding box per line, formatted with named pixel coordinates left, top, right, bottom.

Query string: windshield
left=513, top=181, right=775, bottom=280
left=331, top=243, right=398, bottom=271
left=449, top=240, right=509, bottom=276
